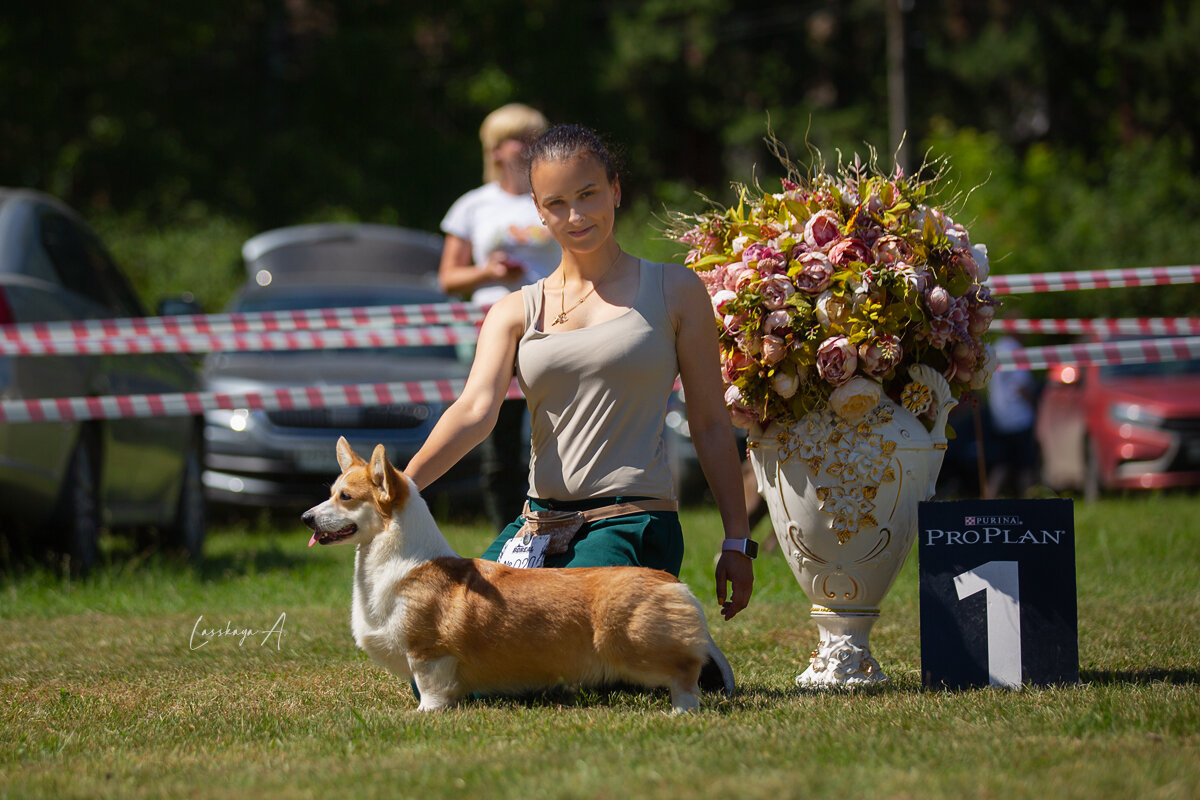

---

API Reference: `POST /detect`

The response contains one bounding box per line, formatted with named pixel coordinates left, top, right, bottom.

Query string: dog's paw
left=416, top=696, right=455, bottom=712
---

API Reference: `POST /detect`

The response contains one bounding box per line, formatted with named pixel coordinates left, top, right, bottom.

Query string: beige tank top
left=517, top=259, right=678, bottom=501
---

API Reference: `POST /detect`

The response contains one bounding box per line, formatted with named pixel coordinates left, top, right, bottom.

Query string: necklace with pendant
left=552, top=250, right=623, bottom=326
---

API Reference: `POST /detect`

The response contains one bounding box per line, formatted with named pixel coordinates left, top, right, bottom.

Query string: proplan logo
left=964, top=515, right=1023, bottom=526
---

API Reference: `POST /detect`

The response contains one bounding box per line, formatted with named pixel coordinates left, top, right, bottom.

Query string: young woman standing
left=406, top=125, right=754, bottom=634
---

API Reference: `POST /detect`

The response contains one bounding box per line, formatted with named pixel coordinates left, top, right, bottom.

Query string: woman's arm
left=404, top=290, right=525, bottom=489
left=667, top=264, right=754, bottom=621
left=438, top=234, right=520, bottom=296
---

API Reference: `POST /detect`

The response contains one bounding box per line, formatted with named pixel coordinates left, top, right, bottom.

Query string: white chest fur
left=348, top=499, right=456, bottom=680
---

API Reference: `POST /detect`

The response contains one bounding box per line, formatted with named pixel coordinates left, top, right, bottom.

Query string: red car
left=1036, top=354, right=1200, bottom=498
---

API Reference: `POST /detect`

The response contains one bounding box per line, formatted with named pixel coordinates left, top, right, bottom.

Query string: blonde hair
left=480, top=103, right=548, bottom=183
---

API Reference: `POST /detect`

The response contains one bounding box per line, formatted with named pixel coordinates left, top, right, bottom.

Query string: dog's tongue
left=308, top=532, right=319, bottom=548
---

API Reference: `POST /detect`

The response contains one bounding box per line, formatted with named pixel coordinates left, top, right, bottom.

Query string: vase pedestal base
left=796, top=607, right=889, bottom=688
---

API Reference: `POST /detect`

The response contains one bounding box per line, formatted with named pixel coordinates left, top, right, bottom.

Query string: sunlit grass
left=1, top=494, right=1197, bottom=799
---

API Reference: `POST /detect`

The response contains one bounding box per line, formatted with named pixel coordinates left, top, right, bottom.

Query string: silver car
left=0, top=189, right=205, bottom=570
left=202, top=224, right=483, bottom=509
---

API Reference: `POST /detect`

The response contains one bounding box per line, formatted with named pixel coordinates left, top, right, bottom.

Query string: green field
left=2, top=495, right=1197, bottom=799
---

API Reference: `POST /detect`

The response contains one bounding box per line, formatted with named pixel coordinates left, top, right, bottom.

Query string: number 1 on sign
left=953, top=561, right=1022, bottom=688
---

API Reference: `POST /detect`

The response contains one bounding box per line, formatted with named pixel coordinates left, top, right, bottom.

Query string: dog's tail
left=700, top=637, right=736, bottom=697
left=671, top=583, right=736, bottom=697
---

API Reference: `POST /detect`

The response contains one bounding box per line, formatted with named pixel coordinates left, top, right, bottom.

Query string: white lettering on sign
left=954, top=561, right=1022, bottom=688
left=924, top=528, right=1066, bottom=546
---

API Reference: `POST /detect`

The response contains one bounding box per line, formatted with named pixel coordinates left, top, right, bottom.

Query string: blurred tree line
left=2, top=0, right=1197, bottom=317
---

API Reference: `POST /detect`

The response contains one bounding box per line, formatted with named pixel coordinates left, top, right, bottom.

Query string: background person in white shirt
left=438, top=104, right=561, bottom=529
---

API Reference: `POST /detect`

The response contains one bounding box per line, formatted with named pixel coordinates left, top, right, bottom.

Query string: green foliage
left=1, top=1, right=1198, bottom=321
left=91, top=210, right=253, bottom=313
left=923, top=123, right=1200, bottom=318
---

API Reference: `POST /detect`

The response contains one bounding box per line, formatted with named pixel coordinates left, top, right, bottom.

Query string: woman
left=406, top=125, right=754, bottom=628
left=438, top=104, right=562, bottom=529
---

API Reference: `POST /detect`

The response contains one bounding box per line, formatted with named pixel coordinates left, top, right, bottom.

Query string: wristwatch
left=721, top=537, right=759, bottom=559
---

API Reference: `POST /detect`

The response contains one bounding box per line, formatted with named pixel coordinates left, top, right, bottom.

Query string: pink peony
left=764, top=308, right=792, bottom=333
left=968, top=303, right=995, bottom=336
left=858, top=334, right=903, bottom=378
left=724, top=262, right=757, bottom=292
left=735, top=330, right=762, bottom=356
left=828, top=237, right=873, bottom=267
left=743, top=242, right=787, bottom=275
left=816, top=335, right=858, bottom=386
left=872, top=234, right=913, bottom=266
left=711, top=289, right=738, bottom=314
left=926, top=285, right=952, bottom=316
left=724, top=385, right=760, bottom=429
left=722, top=349, right=755, bottom=384
left=760, top=274, right=797, bottom=310
left=804, top=209, right=842, bottom=250
left=791, top=252, right=834, bottom=295
left=761, top=335, right=787, bottom=365
left=723, top=313, right=747, bottom=333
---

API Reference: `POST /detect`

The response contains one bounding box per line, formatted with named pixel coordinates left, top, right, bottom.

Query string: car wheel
left=53, top=439, right=101, bottom=574
left=165, top=447, right=206, bottom=561
left=1083, top=437, right=1103, bottom=502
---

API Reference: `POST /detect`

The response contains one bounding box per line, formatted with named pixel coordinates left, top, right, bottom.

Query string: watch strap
left=721, top=537, right=758, bottom=559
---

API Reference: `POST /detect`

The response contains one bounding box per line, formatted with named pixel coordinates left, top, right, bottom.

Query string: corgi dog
left=301, top=437, right=731, bottom=713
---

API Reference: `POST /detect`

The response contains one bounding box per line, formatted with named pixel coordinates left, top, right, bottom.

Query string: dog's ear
left=368, top=444, right=401, bottom=504
left=336, top=436, right=366, bottom=473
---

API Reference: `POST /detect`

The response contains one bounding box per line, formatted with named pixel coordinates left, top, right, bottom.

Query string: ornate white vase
left=748, top=365, right=957, bottom=687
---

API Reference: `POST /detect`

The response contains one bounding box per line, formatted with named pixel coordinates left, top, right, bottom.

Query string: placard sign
left=919, top=498, right=1079, bottom=689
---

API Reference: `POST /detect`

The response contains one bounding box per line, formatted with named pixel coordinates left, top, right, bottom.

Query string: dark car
left=1036, top=351, right=1200, bottom=498
left=201, top=224, right=483, bottom=510
left=0, top=189, right=205, bottom=569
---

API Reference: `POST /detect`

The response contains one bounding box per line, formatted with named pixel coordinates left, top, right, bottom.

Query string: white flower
left=829, top=377, right=882, bottom=423
left=971, top=243, right=990, bottom=281
left=731, top=235, right=750, bottom=257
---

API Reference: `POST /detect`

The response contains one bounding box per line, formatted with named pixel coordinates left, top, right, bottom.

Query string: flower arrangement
left=669, top=149, right=996, bottom=430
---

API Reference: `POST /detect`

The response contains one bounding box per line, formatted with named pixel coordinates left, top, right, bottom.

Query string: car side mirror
left=157, top=293, right=203, bottom=318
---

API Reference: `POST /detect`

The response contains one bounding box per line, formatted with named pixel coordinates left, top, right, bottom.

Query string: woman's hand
left=716, top=550, right=754, bottom=621
left=438, top=236, right=526, bottom=295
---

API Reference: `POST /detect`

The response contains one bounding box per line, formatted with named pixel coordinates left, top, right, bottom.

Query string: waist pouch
left=517, top=499, right=678, bottom=555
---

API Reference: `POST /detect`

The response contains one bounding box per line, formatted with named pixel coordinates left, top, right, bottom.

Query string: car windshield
left=231, top=286, right=461, bottom=360
left=1100, top=358, right=1200, bottom=379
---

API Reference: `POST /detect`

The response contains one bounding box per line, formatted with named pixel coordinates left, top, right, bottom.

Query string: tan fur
left=301, top=437, right=718, bottom=712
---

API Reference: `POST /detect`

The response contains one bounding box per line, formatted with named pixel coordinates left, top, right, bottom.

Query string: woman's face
left=492, top=137, right=527, bottom=171
left=530, top=154, right=621, bottom=254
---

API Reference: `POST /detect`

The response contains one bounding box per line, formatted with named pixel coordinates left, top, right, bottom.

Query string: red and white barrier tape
left=0, top=301, right=485, bottom=344
left=0, top=380, right=526, bottom=424
left=0, top=325, right=480, bottom=356
left=997, top=336, right=1200, bottom=371
left=992, top=317, right=1200, bottom=337
left=986, top=265, right=1200, bottom=295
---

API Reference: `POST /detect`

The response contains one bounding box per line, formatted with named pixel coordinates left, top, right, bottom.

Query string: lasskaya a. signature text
left=190, top=612, right=286, bottom=651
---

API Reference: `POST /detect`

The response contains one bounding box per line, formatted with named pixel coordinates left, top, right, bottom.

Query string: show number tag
left=918, top=498, right=1079, bottom=689
left=498, top=533, right=550, bottom=569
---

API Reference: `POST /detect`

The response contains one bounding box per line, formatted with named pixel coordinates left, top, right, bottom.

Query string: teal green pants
left=479, top=495, right=684, bottom=577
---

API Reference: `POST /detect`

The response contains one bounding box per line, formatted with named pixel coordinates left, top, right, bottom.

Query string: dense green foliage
left=2, top=1, right=1198, bottom=315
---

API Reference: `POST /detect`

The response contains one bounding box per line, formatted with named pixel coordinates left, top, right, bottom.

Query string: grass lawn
left=1, top=495, right=1197, bottom=799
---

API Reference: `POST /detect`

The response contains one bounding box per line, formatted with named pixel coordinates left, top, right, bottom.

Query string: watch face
left=744, top=539, right=759, bottom=559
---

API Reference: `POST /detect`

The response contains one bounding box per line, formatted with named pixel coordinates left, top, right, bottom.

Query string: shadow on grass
left=1081, top=668, right=1199, bottom=686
